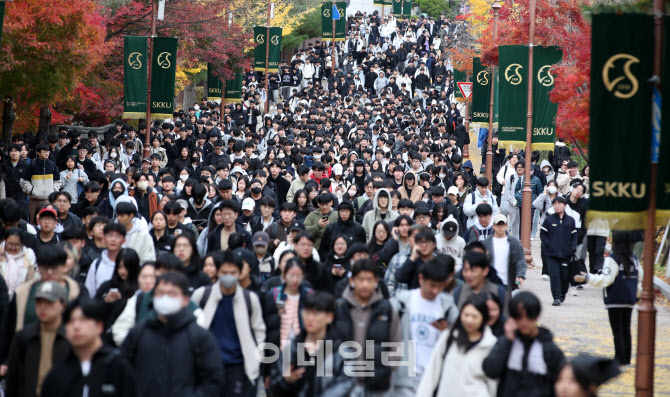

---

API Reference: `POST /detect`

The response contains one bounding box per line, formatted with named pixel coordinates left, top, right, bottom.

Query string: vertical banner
left=472, top=57, right=491, bottom=122
left=207, top=64, right=223, bottom=101
left=588, top=14, right=653, bottom=229
left=123, top=36, right=148, bottom=119
left=453, top=68, right=469, bottom=100
left=224, top=72, right=243, bottom=103
left=532, top=46, right=563, bottom=150
left=321, top=2, right=346, bottom=41
left=658, top=16, right=670, bottom=224
left=493, top=67, right=499, bottom=123
left=0, top=1, right=5, bottom=46
left=498, top=45, right=529, bottom=148
left=253, top=26, right=282, bottom=72
left=403, top=0, right=412, bottom=17
left=151, top=36, right=178, bottom=120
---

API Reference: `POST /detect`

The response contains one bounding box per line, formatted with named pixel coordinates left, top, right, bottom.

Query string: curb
left=653, top=276, right=670, bottom=300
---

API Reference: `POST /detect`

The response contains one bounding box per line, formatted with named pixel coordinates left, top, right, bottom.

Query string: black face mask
left=251, top=187, right=262, bottom=195
left=200, top=174, right=209, bottom=181
left=112, top=190, right=124, bottom=199
left=191, top=157, right=199, bottom=163
left=194, top=196, right=204, bottom=205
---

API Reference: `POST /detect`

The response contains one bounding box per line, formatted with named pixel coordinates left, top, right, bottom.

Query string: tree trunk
left=2, top=97, right=16, bottom=147
left=183, top=81, right=196, bottom=112
left=37, top=106, right=52, bottom=143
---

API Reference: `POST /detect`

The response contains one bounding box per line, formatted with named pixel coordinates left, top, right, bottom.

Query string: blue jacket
left=540, top=212, right=577, bottom=259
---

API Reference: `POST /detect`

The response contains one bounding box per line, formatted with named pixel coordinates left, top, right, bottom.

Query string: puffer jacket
left=20, top=158, right=61, bottom=200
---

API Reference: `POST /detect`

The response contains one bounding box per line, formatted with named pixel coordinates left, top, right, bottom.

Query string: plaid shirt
left=385, top=250, right=410, bottom=298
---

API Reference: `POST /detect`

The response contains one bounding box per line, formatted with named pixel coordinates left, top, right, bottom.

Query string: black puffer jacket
left=121, top=309, right=223, bottom=397
left=319, top=209, right=366, bottom=258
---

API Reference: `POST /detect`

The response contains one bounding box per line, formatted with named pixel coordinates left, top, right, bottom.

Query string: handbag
left=568, top=255, right=588, bottom=286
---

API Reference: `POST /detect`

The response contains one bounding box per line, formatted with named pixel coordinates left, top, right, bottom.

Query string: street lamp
left=485, top=0, right=502, bottom=185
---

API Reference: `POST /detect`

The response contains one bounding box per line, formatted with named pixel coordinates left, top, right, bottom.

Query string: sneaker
left=576, top=285, right=584, bottom=290
left=571, top=287, right=579, bottom=296
left=542, top=275, right=549, bottom=281
left=552, top=300, right=561, bottom=306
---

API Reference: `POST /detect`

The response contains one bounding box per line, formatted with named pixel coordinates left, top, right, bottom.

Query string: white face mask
left=137, top=181, right=149, bottom=190
left=110, top=152, right=117, bottom=159
left=348, top=189, right=357, bottom=197
left=547, top=186, right=558, bottom=194
left=278, top=152, right=285, bottom=158
left=439, top=173, right=446, bottom=179
left=180, top=174, right=188, bottom=182
left=153, top=295, right=182, bottom=316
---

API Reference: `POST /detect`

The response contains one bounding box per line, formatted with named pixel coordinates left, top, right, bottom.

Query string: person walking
left=574, top=231, right=640, bottom=365
left=540, top=197, right=577, bottom=306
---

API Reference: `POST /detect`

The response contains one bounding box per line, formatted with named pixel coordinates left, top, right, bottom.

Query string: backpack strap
left=199, top=285, right=213, bottom=310
left=243, top=289, right=258, bottom=345
left=471, top=191, right=476, bottom=205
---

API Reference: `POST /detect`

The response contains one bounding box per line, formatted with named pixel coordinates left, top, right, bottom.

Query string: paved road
left=522, top=240, right=670, bottom=396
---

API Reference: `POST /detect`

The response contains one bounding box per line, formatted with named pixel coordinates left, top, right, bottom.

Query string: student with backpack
left=121, top=272, right=223, bottom=397
left=191, top=250, right=267, bottom=397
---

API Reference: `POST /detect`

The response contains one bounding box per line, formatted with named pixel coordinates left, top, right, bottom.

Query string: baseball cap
left=141, top=157, right=151, bottom=164
left=447, top=186, right=459, bottom=196
left=242, top=198, right=256, bottom=211
left=332, top=163, right=343, bottom=175
left=252, top=231, right=269, bottom=247
left=288, top=221, right=304, bottom=232
left=35, top=281, right=67, bottom=303
left=442, top=220, right=458, bottom=238
left=38, top=207, right=58, bottom=219
left=492, top=213, right=508, bottom=225
left=120, top=133, right=130, bottom=140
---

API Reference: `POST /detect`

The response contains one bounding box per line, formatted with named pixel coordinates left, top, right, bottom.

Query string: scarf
left=4, top=249, right=25, bottom=293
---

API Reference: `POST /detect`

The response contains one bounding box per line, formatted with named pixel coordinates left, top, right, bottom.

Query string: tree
left=0, top=0, right=108, bottom=142
left=281, top=7, right=321, bottom=53
left=476, top=0, right=592, bottom=144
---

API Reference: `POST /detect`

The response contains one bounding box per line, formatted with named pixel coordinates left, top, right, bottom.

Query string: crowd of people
left=0, top=9, right=634, bottom=397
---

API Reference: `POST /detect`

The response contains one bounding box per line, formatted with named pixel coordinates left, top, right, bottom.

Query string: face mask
left=219, top=274, right=238, bottom=289
left=153, top=295, right=183, bottom=316
left=200, top=174, right=209, bottom=181
left=112, top=190, right=124, bottom=199
left=180, top=174, right=189, bottom=182
left=251, top=187, right=262, bottom=195
left=439, top=173, right=446, bottom=179
left=422, top=198, right=429, bottom=202
left=547, top=186, right=558, bottom=194
left=278, top=152, right=285, bottom=158
left=191, top=157, right=199, bottom=163
left=110, top=152, right=117, bottom=159
left=348, top=189, right=357, bottom=197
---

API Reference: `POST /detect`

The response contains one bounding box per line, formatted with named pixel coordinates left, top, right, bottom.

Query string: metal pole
left=463, top=72, right=470, bottom=159
left=220, top=10, right=232, bottom=121
left=485, top=2, right=500, bottom=187
left=143, top=0, right=157, bottom=159
left=520, top=0, right=535, bottom=266
left=332, top=15, right=337, bottom=76
left=635, top=0, right=662, bottom=393
left=264, top=2, right=271, bottom=114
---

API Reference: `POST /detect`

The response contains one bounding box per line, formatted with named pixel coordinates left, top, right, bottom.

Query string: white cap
left=332, top=163, right=343, bottom=175
left=447, top=186, right=459, bottom=196
left=242, top=198, right=256, bottom=211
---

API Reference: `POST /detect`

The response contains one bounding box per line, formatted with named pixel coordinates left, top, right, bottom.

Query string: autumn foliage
left=476, top=0, right=592, bottom=144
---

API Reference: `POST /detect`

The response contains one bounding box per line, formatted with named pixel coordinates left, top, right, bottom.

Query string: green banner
left=453, top=68, right=464, bottom=100
left=254, top=26, right=282, bottom=72
left=383, top=0, right=393, bottom=6
left=498, top=45, right=529, bottom=149
left=0, top=1, right=5, bottom=47
left=493, top=67, right=499, bottom=123
left=588, top=14, right=653, bottom=229
left=207, top=63, right=223, bottom=101
left=151, top=37, right=178, bottom=120
left=224, top=72, right=243, bottom=103
left=321, top=2, right=346, bottom=42
left=472, top=58, right=491, bottom=123
left=123, top=36, right=148, bottom=119
left=532, top=46, right=562, bottom=150
left=658, top=16, right=670, bottom=224
left=393, top=0, right=412, bottom=16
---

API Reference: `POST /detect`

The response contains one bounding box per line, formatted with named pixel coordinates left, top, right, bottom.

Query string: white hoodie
left=436, top=215, right=466, bottom=271
left=123, top=217, right=156, bottom=265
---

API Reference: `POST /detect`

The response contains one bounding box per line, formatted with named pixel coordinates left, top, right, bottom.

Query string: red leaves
left=477, top=0, right=591, bottom=144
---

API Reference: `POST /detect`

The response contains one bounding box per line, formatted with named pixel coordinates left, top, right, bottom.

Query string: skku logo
left=157, top=52, right=172, bottom=69
left=256, top=34, right=265, bottom=45
left=323, top=8, right=331, bottom=17
left=504, top=63, right=523, bottom=85
left=602, top=54, right=639, bottom=99
left=271, top=35, right=280, bottom=46
left=476, top=70, right=490, bottom=85
left=537, top=65, right=554, bottom=87
left=128, top=52, right=143, bottom=70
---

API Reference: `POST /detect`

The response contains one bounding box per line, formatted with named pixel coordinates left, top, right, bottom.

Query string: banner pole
left=520, top=0, right=536, bottom=267
left=485, top=1, right=501, bottom=187
left=463, top=72, right=470, bottom=159
left=144, top=0, right=157, bottom=159
left=635, top=0, right=662, bottom=394
left=265, top=2, right=271, bottom=114
left=332, top=15, right=336, bottom=73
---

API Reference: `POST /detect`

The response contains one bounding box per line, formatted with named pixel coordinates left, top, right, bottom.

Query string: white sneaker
left=571, top=287, right=579, bottom=296
left=542, top=275, right=549, bottom=281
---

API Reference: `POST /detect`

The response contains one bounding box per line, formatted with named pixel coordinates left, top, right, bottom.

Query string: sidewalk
left=523, top=240, right=670, bottom=395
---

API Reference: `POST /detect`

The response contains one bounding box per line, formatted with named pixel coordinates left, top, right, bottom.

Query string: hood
left=341, top=282, right=384, bottom=309
left=539, top=159, right=554, bottom=173
left=463, top=160, right=473, bottom=169
left=475, top=217, right=494, bottom=230
left=439, top=214, right=460, bottom=237
left=127, top=216, right=149, bottom=237
left=205, top=201, right=222, bottom=232
left=372, top=187, right=391, bottom=211
left=108, top=178, right=129, bottom=208
left=188, top=196, right=212, bottom=211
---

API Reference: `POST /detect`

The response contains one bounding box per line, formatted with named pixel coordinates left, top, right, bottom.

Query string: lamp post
left=485, top=0, right=501, bottom=187
left=520, top=0, right=536, bottom=266
left=143, top=0, right=158, bottom=159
